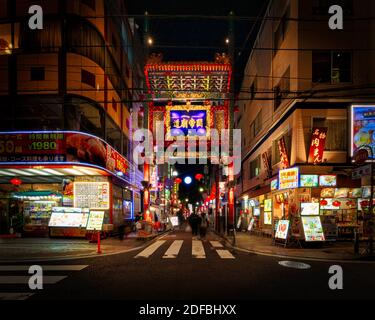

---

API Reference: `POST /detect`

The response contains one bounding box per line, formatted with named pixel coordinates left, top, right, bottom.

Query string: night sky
left=127, top=0, right=268, bottom=92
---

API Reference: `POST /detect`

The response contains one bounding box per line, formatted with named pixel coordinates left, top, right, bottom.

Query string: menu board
left=320, top=198, right=339, bottom=210
left=300, top=175, right=319, bottom=187
left=279, top=167, right=299, bottom=190
left=248, top=218, right=255, bottom=231
left=264, top=211, right=272, bottom=225
left=74, top=182, right=110, bottom=209
left=264, top=199, right=272, bottom=212
left=334, top=188, right=349, bottom=198
left=301, top=216, right=325, bottom=241
left=319, top=175, right=337, bottom=187
left=48, top=207, right=89, bottom=228
left=253, top=207, right=260, bottom=216
left=349, top=188, right=362, bottom=198
left=86, top=211, right=105, bottom=231
left=320, top=188, right=335, bottom=198
left=275, top=220, right=290, bottom=239
left=301, top=202, right=320, bottom=216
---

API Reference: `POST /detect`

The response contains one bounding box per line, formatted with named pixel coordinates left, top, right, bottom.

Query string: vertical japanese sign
left=308, top=128, right=327, bottom=164
left=261, top=152, right=272, bottom=178
left=277, top=137, right=289, bottom=169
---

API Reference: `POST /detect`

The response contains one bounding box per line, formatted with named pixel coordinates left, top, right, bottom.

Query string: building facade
left=236, top=0, right=375, bottom=241
left=0, top=0, right=145, bottom=236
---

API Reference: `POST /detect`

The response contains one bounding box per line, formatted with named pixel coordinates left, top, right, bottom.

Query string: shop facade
left=0, top=131, right=142, bottom=237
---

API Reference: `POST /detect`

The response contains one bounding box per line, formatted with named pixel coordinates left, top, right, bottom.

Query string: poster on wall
left=264, top=199, right=272, bottom=212
left=319, top=175, right=337, bottom=187
left=264, top=211, right=272, bottom=225
left=301, top=216, right=325, bottom=242
left=275, top=220, right=290, bottom=239
left=74, top=182, right=110, bottom=209
left=279, top=167, right=299, bottom=190
left=351, top=105, right=375, bottom=158
left=301, top=202, right=320, bottom=216
left=86, top=211, right=105, bottom=231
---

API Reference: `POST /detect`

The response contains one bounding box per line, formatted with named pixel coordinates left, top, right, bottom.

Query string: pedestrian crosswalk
left=0, top=264, right=88, bottom=300
left=135, top=240, right=235, bottom=260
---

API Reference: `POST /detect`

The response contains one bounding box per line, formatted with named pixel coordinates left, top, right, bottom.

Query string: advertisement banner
left=308, top=127, right=327, bottom=164
left=279, top=167, right=299, bottom=190
left=0, top=132, right=130, bottom=177
left=275, top=220, right=290, bottom=239
left=351, top=105, right=375, bottom=158
left=301, top=216, right=325, bottom=242
left=277, top=137, right=290, bottom=169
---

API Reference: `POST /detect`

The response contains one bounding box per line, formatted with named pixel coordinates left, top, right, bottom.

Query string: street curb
left=0, top=230, right=172, bottom=264
left=214, top=231, right=375, bottom=264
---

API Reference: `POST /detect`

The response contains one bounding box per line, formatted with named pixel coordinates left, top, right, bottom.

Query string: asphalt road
left=1, top=229, right=375, bottom=301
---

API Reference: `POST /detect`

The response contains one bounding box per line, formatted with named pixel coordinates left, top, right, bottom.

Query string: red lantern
left=195, top=173, right=204, bottom=181
left=10, top=178, right=22, bottom=186
left=174, top=178, right=182, bottom=184
left=320, top=199, right=328, bottom=206
left=332, top=200, right=341, bottom=207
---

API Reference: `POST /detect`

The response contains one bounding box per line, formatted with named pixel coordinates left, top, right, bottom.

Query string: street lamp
left=172, top=170, right=178, bottom=177
left=199, top=187, right=204, bottom=192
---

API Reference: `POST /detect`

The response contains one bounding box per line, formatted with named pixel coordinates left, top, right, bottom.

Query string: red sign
left=261, top=152, right=272, bottom=178
left=277, top=137, right=290, bottom=169
left=0, top=132, right=129, bottom=176
left=308, top=128, right=327, bottom=164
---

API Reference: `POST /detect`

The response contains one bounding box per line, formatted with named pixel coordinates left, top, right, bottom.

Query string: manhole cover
left=278, top=261, right=311, bottom=269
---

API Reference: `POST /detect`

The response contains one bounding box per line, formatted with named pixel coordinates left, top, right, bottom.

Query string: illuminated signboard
left=301, top=216, right=325, bottom=242
left=308, top=128, right=327, bottom=164
left=254, top=208, right=260, bottom=216
left=279, top=167, right=299, bottom=190
left=264, top=211, right=272, bottom=225
left=351, top=105, right=375, bottom=158
left=270, top=179, right=278, bottom=191
left=74, top=182, right=110, bottom=209
left=275, top=220, right=290, bottom=239
left=166, top=105, right=211, bottom=138
left=319, top=175, right=337, bottom=187
left=0, top=132, right=129, bottom=176
left=48, top=207, right=89, bottom=228
left=86, top=211, right=105, bottom=231
left=301, top=203, right=320, bottom=216
left=264, top=199, right=272, bottom=212
left=300, top=175, right=319, bottom=187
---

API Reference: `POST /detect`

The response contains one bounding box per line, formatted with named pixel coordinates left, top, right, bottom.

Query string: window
left=30, top=67, right=45, bottom=81
left=312, top=51, right=352, bottom=83
left=250, top=156, right=261, bottom=179
left=274, top=67, right=290, bottom=111
left=249, top=110, right=262, bottom=138
left=313, top=118, right=347, bottom=151
left=312, top=0, right=353, bottom=15
left=82, top=0, right=96, bottom=10
left=81, top=69, right=96, bottom=88
left=250, top=77, right=257, bottom=100
left=273, top=5, right=290, bottom=54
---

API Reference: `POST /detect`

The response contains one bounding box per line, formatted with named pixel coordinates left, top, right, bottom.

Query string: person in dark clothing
left=199, top=213, right=209, bottom=239
left=188, top=212, right=201, bottom=237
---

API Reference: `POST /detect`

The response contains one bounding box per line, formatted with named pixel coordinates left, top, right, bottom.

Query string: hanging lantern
left=174, top=178, right=182, bottom=184
left=332, top=200, right=341, bottom=207
left=320, top=199, right=328, bottom=206
left=10, top=178, right=22, bottom=186
left=195, top=173, right=204, bottom=181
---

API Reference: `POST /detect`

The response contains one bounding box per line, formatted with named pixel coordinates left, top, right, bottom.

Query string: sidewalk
left=220, top=232, right=370, bottom=261
left=0, top=232, right=166, bottom=262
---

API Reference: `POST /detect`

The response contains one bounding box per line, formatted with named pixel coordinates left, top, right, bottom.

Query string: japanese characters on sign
left=169, top=110, right=208, bottom=136
left=308, top=127, right=327, bottom=164
left=277, top=137, right=290, bottom=169
left=278, top=167, right=299, bottom=190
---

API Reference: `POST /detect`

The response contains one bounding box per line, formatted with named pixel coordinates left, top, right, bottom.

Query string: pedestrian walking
left=199, top=212, right=209, bottom=240
left=188, top=212, right=201, bottom=238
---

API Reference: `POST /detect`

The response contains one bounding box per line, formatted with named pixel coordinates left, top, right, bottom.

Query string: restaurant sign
left=308, top=127, right=327, bottom=164
left=277, top=136, right=290, bottom=169
left=0, top=132, right=130, bottom=177
left=279, top=167, right=299, bottom=190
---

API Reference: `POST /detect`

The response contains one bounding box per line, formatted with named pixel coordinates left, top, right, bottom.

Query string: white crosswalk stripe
left=0, top=264, right=89, bottom=300
left=163, top=240, right=183, bottom=259
left=192, top=240, right=206, bottom=259
left=135, top=240, right=166, bottom=258
left=216, top=249, right=235, bottom=259
left=209, top=241, right=224, bottom=248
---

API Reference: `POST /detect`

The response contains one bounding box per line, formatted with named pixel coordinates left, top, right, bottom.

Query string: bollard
left=354, top=230, right=359, bottom=254
left=97, top=231, right=102, bottom=254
